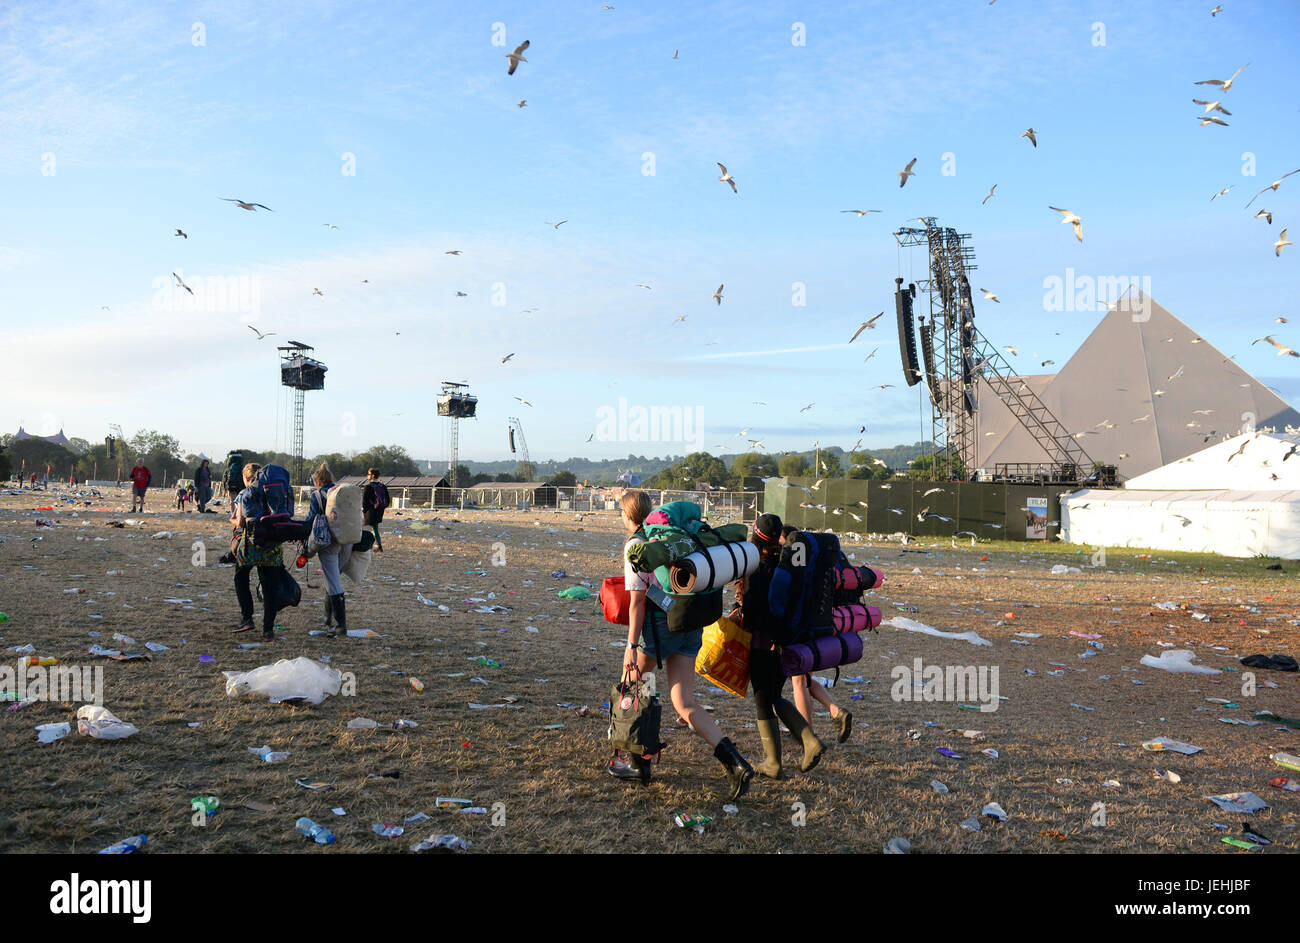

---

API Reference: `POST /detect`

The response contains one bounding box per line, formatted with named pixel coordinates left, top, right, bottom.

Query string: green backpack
left=607, top=675, right=665, bottom=757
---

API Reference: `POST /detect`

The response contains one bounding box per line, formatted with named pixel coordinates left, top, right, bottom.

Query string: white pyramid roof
left=1125, top=430, right=1300, bottom=491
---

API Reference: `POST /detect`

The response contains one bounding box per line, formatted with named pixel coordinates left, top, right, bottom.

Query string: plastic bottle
left=296, top=817, right=336, bottom=844
left=410, top=678, right=424, bottom=692
left=346, top=718, right=380, bottom=729
left=100, top=835, right=147, bottom=854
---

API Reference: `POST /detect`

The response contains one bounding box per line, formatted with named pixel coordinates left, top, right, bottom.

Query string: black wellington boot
left=323, top=594, right=335, bottom=628
left=713, top=737, right=754, bottom=801
left=332, top=594, right=347, bottom=633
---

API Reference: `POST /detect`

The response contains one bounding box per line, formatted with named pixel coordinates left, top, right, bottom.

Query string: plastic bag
left=1139, top=649, right=1221, bottom=675
left=224, top=656, right=343, bottom=704
left=695, top=616, right=751, bottom=698
left=76, top=705, right=140, bottom=739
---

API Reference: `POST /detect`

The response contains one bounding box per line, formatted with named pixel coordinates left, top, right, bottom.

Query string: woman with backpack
left=609, top=490, right=753, bottom=801
left=361, top=468, right=388, bottom=552
left=306, top=463, right=354, bottom=632
left=735, top=514, right=825, bottom=778
left=781, top=525, right=853, bottom=743
left=231, top=463, right=284, bottom=640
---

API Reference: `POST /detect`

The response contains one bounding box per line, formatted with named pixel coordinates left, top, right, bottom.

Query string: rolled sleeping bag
left=325, top=483, right=363, bottom=546
left=668, top=540, right=759, bottom=594
left=780, top=632, right=864, bottom=677
left=831, top=604, right=882, bottom=634
left=834, top=565, right=883, bottom=592
left=341, top=548, right=372, bottom=583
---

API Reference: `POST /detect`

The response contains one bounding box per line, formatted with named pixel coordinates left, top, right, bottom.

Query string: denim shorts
left=638, top=619, right=702, bottom=663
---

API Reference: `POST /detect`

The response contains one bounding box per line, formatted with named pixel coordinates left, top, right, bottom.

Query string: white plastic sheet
left=883, top=616, right=992, bottom=647
left=1139, top=649, right=1221, bottom=675
left=224, top=656, right=343, bottom=704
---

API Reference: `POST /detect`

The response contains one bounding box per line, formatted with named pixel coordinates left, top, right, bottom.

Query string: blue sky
left=2, top=0, right=1296, bottom=467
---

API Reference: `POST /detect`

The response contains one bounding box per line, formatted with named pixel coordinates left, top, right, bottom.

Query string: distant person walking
left=306, top=463, right=353, bottom=633
left=231, top=463, right=284, bottom=640
left=195, top=458, right=214, bottom=513
left=361, top=467, right=390, bottom=553
left=129, top=459, right=151, bottom=512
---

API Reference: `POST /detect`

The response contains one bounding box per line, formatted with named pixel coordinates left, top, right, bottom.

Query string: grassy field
left=0, top=485, right=1296, bottom=853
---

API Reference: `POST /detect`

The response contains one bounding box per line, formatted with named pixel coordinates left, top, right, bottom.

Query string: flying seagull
left=1210, top=4, right=1221, bottom=14
left=247, top=325, right=276, bottom=340
left=712, top=284, right=724, bottom=305
left=717, top=163, right=738, bottom=194
left=445, top=250, right=462, bottom=255
left=517, top=100, right=526, bottom=108
left=898, top=158, right=917, bottom=188
left=864, top=346, right=879, bottom=363
left=174, top=229, right=187, bottom=239
left=980, top=288, right=1000, bottom=303
left=221, top=198, right=272, bottom=211
left=1195, top=63, right=1248, bottom=92
left=1253, top=334, right=1299, bottom=357
left=514, top=396, right=533, bottom=407
left=850, top=313, right=884, bottom=341
left=502, top=353, right=515, bottom=363
left=982, top=184, right=997, bottom=205
left=1245, top=170, right=1300, bottom=208
left=841, top=209, right=881, bottom=217
left=506, top=40, right=529, bottom=75
left=1004, top=345, right=1018, bottom=355
left=1276, top=229, right=1293, bottom=258
left=1211, top=186, right=1232, bottom=201
left=1049, top=206, right=1083, bottom=242
left=673, top=49, right=678, bottom=59
left=312, top=288, right=324, bottom=298
left=1021, top=128, right=1037, bottom=147
left=173, top=272, right=194, bottom=295
left=800, top=403, right=815, bottom=412
left=1192, top=99, right=1231, bottom=115
left=323, top=223, right=339, bottom=230
left=1197, top=116, right=1229, bottom=127
left=544, top=220, right=567, bottom=229
left=456, top=291, right=468, bottom=297
left=1256, top=210, right=1273, bottom=224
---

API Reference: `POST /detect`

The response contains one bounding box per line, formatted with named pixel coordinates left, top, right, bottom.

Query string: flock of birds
left=130, top=6, right=1291, bottom=495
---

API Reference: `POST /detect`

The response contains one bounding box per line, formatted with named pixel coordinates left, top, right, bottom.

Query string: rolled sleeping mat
left=780, top=632, right=864, bottom=677
left=831, top=604, right=882, bottom=634
left=668, top=540, right=760, bottom=594
left=834, top=565, right=883, bottom=592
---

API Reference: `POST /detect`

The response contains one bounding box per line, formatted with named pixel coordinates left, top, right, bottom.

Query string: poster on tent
left=1026, top=497, right=1048, bottom=539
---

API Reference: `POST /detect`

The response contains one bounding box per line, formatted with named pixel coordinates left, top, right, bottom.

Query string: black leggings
left=234, top=565, right=278, bottom=633
left=750, top=648, right=789, bottom=722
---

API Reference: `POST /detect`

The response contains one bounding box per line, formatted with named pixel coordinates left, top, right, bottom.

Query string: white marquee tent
left=1062, top=431, right=1300, bottom=559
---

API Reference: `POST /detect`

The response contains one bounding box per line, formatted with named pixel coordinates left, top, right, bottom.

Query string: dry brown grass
left=0, top=486, right=1296, bottom=853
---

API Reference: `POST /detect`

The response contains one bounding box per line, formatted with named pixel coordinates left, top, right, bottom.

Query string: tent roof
left=1065, top=487, right=1300, bottom=504
left=1124, top=430, right=1300, bottom=491
left=467, top=481, right=553, bottom=490
left=976, top=293, right=1300, bottom=479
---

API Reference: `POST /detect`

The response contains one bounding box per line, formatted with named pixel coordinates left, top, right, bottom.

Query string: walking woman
left=782, top=526, right=853, bottom=742
left=736, top=514, right=825, bottom=778
left=306, top=463, right=352, bottom=632
left=231, top=463, right=284, bottom=640
left=361, top=468, right=389, bottom=553
left=609, top=490, right=753, bottom=801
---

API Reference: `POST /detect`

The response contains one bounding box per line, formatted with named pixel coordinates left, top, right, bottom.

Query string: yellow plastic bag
left=695, top=616, right=752, bottom=698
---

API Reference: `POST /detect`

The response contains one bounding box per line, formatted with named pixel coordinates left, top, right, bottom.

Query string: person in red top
left=129, top=459, right=152, bottom=512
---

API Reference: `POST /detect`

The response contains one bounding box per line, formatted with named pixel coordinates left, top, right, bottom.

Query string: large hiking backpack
left=224, top=451, right=244, bottom=493
left=257, top=464, right=294, bottom=516
left=768, top=531, right=840, bottom=645
left=325, top=483, right=363, bottom=545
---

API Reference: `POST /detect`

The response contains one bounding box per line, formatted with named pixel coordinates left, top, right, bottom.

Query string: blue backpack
left=257, top=464, right=294, bottom=516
